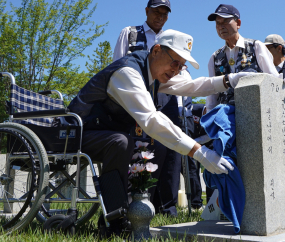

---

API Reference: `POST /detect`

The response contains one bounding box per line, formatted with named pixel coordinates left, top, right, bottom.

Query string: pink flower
left=132, top=152, right=142, bottom=160
left=145, top=162, right=158, bottom=172
left=130, top=163, right=145, bottom=173
left=141, top=151, right=154, bottom=160
left=135, top=141, right=149, bottom=149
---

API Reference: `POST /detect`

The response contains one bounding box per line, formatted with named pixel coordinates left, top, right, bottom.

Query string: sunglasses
left=163, top=48, right=187, bottom=71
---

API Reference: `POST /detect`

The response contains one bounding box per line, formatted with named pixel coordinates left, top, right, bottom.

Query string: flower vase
left=127, top=193, right=155, bottom=241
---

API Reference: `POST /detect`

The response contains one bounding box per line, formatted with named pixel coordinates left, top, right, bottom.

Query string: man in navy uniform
left=264, top=34, right=285, bottom=79
left=206, top=4, right=280, bottom=111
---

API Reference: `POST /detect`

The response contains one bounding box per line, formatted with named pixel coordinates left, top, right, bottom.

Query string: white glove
left=194, top=134, right=212, bottom=145
left=228, top=72, right=257, bottom=88
left=193, top=146, right=234, bottom=174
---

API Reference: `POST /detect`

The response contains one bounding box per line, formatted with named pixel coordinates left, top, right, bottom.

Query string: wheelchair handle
left=38, top=90, right=63, bottom=100
left=0, top=72, right=16, bottom=84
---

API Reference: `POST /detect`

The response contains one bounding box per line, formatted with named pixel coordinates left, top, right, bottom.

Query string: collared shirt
left=113, top=22, right=163, bottom=62
left=113, top=21, right=194, bottom=142
left=107, top=59, right=226, bottom=155
left=206, top=35, right=281, bottom=112
left=276, top=60, right=285, bottom=73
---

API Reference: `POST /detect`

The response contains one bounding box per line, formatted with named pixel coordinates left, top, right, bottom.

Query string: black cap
left=208, top=4, right=240, bottom=21
left=147, top=0, right=171, bottom=12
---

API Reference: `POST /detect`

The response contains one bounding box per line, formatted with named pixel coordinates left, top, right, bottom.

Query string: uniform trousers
left=188, top=157, right=203, bottom=209
left=180, top=101, right=204, bottom=209
left=151, top=93, right=182, bottom=216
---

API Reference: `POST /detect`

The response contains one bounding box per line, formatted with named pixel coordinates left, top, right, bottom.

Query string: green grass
left=202, top=192, right=207, bottom=206
left=0, top=206, right=206, bottom=242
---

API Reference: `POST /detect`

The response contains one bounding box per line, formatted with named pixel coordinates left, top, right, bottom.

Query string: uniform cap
left=208, top=4, right=240, bottom=21
left=155, top=29, right=199, bottom=69
left=264, top=34, right=285, bottom=45
left=147, top=0, right=171, bottom=12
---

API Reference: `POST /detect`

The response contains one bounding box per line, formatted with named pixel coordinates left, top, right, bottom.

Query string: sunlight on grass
left=0, top=205, right=207, bottom=242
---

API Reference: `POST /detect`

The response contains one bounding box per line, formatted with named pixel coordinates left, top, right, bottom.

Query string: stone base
left=150, top=221, right=285, bottom=242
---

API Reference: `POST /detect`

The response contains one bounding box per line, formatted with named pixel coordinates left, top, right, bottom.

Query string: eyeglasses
left=267, top=45, right=275, bottom=50
left=163, top=49, right=187, bottom=71
left=216, top=18, right=234, bottom=26
left=267, top=44, right=280, bottom=50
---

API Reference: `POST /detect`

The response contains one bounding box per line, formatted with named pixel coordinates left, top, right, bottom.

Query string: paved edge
left=150, top=221, right=285, bottom=242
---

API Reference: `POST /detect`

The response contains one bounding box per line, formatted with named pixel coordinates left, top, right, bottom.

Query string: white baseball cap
left=155, top=29, right=199, bottom=69
left=264, top=34, right=285, bottom=46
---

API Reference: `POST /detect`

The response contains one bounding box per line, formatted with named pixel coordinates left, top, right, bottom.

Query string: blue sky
left=5, top=0, right=284, bottom=80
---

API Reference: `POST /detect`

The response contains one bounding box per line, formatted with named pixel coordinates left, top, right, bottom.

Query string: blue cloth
left=200, top=104, right=245, bottom=233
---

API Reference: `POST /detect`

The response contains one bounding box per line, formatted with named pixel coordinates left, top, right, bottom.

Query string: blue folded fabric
left=200, top=104, right=245, bottom=233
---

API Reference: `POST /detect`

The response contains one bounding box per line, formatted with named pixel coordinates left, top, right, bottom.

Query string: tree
left=85, top=40, right=113, bottom=77
left=0, top=0, right=107, bottom=121
left=192, top=97, right=206, bottom=104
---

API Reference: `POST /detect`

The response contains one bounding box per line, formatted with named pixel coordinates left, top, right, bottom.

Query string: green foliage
left=85, top=40, right=113, bottom=77
left=0, top=78, right=9, bottom=122
left=0, top=0, right=107, bottom=120
left=192, top=97, right=206, bottom=104
left=129, top=170, right=158, bottom=194
left=130, top=143, right=158, bottom=193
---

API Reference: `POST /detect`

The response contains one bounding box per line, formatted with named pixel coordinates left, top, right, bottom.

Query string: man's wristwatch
left=224, top=74, right=232, bottom=88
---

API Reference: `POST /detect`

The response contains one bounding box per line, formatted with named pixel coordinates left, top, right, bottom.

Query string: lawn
left=0, top=205, right=205, bottom=242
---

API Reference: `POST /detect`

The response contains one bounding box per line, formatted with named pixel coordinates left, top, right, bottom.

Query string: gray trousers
left=82, top=130, right=134, bottom=192
left=81, top=130, right=167, bottom=204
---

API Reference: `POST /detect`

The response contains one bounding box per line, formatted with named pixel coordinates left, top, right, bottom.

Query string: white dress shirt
left=276, top=60, right=285, bottom=73
left=113, top=22, right=163, bottom=62
left=206, top=35, right=280, bottom=112
left=113, top=21, right=196, bottom=137
left=107, top=59, right=226, bottom=155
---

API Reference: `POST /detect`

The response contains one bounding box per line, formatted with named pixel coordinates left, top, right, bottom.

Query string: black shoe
left=98, top=214, right=131, bottom=239
left=191, top=202, right=203, bottom=210
left=156, top=206, right=178, bottom=217
left=120, top=216, right=132, bottom=232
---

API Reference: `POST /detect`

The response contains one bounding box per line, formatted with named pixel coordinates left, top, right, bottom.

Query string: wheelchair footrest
left=106, top=207, right=127, bottom=222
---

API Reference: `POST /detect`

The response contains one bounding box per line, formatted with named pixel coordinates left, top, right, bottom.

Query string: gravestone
left=0, top=154, right=28, bottom=213
left=0, top=154, right=100, bottom=212
left=62, top=163, right=99, bottom=198
left=235, top=73, right=285, bottom=236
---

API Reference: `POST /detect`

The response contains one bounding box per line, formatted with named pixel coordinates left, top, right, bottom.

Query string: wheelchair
left=0, top=72, right=128, bottom=234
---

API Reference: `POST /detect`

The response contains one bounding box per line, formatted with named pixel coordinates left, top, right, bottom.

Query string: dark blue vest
left=214, top=38, right=262, bottom=105
left=128, top=25, right=148, bottom=53
left=68, top=51, right=154, bottom=133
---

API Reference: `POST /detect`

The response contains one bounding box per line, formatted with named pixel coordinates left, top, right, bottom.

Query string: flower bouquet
left=129, top=141, right=158, bottom=194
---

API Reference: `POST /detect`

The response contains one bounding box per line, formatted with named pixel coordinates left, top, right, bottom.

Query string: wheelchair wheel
left=43, top=214, right=75, bottom=235
left=0, top=122, right=49, bottom=233
left=36, top=162, right=100, bottom=228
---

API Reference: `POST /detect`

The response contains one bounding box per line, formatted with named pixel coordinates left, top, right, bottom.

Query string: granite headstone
left=235, top=73, right=285, bottom=236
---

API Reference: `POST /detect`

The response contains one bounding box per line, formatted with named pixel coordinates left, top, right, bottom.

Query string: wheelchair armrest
left=13, top=108, right=70, bottom=119
left=38, top=90, right=63, bottom=100
left=38, top=90, right=53, bottom=95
